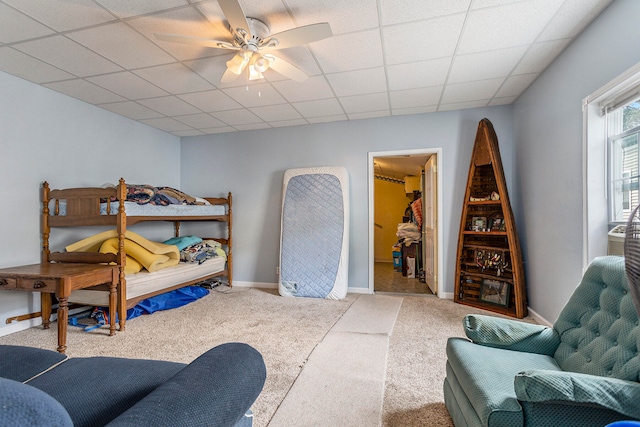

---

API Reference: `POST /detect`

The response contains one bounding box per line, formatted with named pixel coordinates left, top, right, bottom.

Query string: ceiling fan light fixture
left=249, top=66, right=264, bottom=80
left=226, top=53, right=250, bottom=75
left=252, top=55, right=270, bottom=73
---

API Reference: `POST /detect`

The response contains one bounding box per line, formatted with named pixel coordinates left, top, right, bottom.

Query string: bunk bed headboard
left=42, top=179, right=127, bottom=267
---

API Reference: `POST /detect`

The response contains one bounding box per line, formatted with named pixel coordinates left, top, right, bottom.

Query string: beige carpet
left=0, top=286, right=513, bottom=426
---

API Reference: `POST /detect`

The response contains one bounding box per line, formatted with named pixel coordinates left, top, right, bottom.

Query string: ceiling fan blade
left=266, top=23, right=332, bottom=50
left=155, top=33, right=237, bottom=50
left=218, top=0, right=252, bottom=38
left=267, top=56, right=308, bottom=82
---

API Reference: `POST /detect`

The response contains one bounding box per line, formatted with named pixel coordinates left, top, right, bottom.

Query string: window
left=608, top=101, right=640, bottom=223
left=583, top=61, right=640, bottom=268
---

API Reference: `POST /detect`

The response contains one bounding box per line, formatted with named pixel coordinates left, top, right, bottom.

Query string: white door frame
left=368, top=148, right=444, bottom=296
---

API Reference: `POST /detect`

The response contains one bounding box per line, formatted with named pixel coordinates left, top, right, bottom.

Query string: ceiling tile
left=14, top=35, right=123, bottom=77
left=97, top=101, right=164, bottom=120
left=198, top=126, right=236, bottom=134
left=0, top=3, right=54, bottom=43
left=390, top=86, right=442, bottom=109
left=0, top=47, right=75, bottom=83
left=457, top=0, right=563, bottom=54
left=383, top=14, right=466, bottom=65
left=222, top=82, right=287, bottom=107
left=495, top=73, right=538, bottom=98
left=174, top=113, right=225, bottom=128
left=472, top=0, right=524, bottom=8
left=139, top=117, right=193, bottom=132
left=133, top=63, right=216, bottom=94
left=293, top=98, right=344, bottom=118
left=178, top=90, right=242, bottom=112
left=438, top=99, right=489, bottom=111
left=250, top=104, right=302, bottom=121
left=440, top=78, right=504, bottom=103
left=347, top=110, right=390, bottom=120
left=386, top=58, right=451, bottom=91
left=211, top=109, right=263, bottom=126
left=326, top=68, right=387, bottom=97
left=127, top=7, right=226, bottom=62
left=3, top=0, right=115, bottom=32
left=67, top=22, right=175, bottom=69
left=489, top=96, right=518, bottom=106
left=339, top=92, right=389, bottom=114
left=96, top=0, right=190, bottom=19
left=88, top=72, right=169, bottom=99
left=172, top=129, right=206, bottom=137
left=307, top=114, right=347, bottom=124
left=285, top=0, right=379, bottom=35
left=271, top=75, right=333, bottom=102
left=270, top=119, right=309, bottom=128
left=448, top=46, right=528, bottom=83
left=311, top=29, right=383, bottom=74
left=138, top=95, right=202, bottom=116
left=538, top=0, right=613, bottom=42
left=0, top=0, right=612, bottom=136
left=513, top=39, right=571, bottom=74
left=234, top=122, right=272, bottom=131
left=392, top=105, right=438, bottom=116
left=44, top=79, right=126, bottom=104
left=380, top=0, right=471, bottom=25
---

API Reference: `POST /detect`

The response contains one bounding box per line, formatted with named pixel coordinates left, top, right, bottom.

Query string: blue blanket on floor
left=126, top=285, right=209, bottom=320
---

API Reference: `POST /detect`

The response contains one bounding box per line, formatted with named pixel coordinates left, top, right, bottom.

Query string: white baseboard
left=439, top=292, right=454, bottom=299
left=231, top=281, right=374, bottom=295
left=0, top=317, right=42, bottom=337
left=527, top=306, right=553, bottom=327
left=232, top=281, right=278, bottom=289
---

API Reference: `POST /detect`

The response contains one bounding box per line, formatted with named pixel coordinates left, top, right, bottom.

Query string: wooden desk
left=0, top=263, right=118, bottom=353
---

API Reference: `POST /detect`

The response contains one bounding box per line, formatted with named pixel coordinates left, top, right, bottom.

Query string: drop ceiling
left=0, top=0, right=613, bottom=136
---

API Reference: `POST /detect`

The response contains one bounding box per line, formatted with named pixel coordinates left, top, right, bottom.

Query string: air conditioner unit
left=608, top=225, right=627, bottom=256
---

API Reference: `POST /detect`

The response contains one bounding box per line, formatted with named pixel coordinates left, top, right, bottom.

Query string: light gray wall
left=513, top=0, right=640, bottom=322
left=0, top=71, right=181, bottom=333
left=181, top=107, right=514, bottom=292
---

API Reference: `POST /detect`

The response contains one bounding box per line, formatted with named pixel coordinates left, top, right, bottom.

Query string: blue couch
left=444, top=256, right=640, bottom=427
left=0, top=342, right=266, bottom=427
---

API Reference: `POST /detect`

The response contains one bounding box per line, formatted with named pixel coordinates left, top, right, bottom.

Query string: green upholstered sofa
left=444, top=256, right=640, bottom=427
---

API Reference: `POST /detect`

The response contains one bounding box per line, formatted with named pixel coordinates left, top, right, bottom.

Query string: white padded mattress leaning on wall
left=278, top=166, right=349, bottom=300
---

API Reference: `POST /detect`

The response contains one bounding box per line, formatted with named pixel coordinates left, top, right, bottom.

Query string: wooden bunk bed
left=42, top=178, right=232, bottom=331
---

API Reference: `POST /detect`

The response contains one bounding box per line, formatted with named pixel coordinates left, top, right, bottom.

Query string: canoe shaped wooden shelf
left=454, top=118, right=527, bottom=318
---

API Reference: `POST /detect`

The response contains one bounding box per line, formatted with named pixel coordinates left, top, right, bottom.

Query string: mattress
left=279, top=166, right=349, bottom=300
left=55, top=201, right=225, bottom=217
left=67, top=256, right=226, bottom=307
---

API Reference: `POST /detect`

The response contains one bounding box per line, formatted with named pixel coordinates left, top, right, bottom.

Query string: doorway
left=368, top=149, right=442, bottom=296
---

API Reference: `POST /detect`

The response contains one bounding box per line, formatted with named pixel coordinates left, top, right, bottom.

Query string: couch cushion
left=0, top=377, right=73, bottom=426
left=27, top=356, right=184, bottom=427
left=446, top=337, right=561, bottom=427
left=553, top=256, right=640, bottom=382
left=0, top=344, right=67, bottom=382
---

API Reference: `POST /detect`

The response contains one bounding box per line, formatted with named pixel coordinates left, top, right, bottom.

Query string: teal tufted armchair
left=444, top=256, right=640, bottom=427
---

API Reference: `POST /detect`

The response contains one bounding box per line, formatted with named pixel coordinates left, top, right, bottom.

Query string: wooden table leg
left=41, top=293, right=52, bottom=329
left=56, top=296, right=68, bottom=353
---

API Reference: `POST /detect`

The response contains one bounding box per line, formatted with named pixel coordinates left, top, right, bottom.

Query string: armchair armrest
left=106, top=343, right=266, bottom=427
left=463, top=314, right=560, bottom=356
left=514, top=369, right=640, bottom=421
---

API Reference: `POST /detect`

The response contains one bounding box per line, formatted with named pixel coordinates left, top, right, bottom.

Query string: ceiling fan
left=155, top=0, right=332, bottom=83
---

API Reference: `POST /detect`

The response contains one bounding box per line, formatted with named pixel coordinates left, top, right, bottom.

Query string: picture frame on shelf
left=479, top=279, right=510, bottom=307
left=471, top=216, right=486, bottom=231
left=489, top=216, right=505, bottom=231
